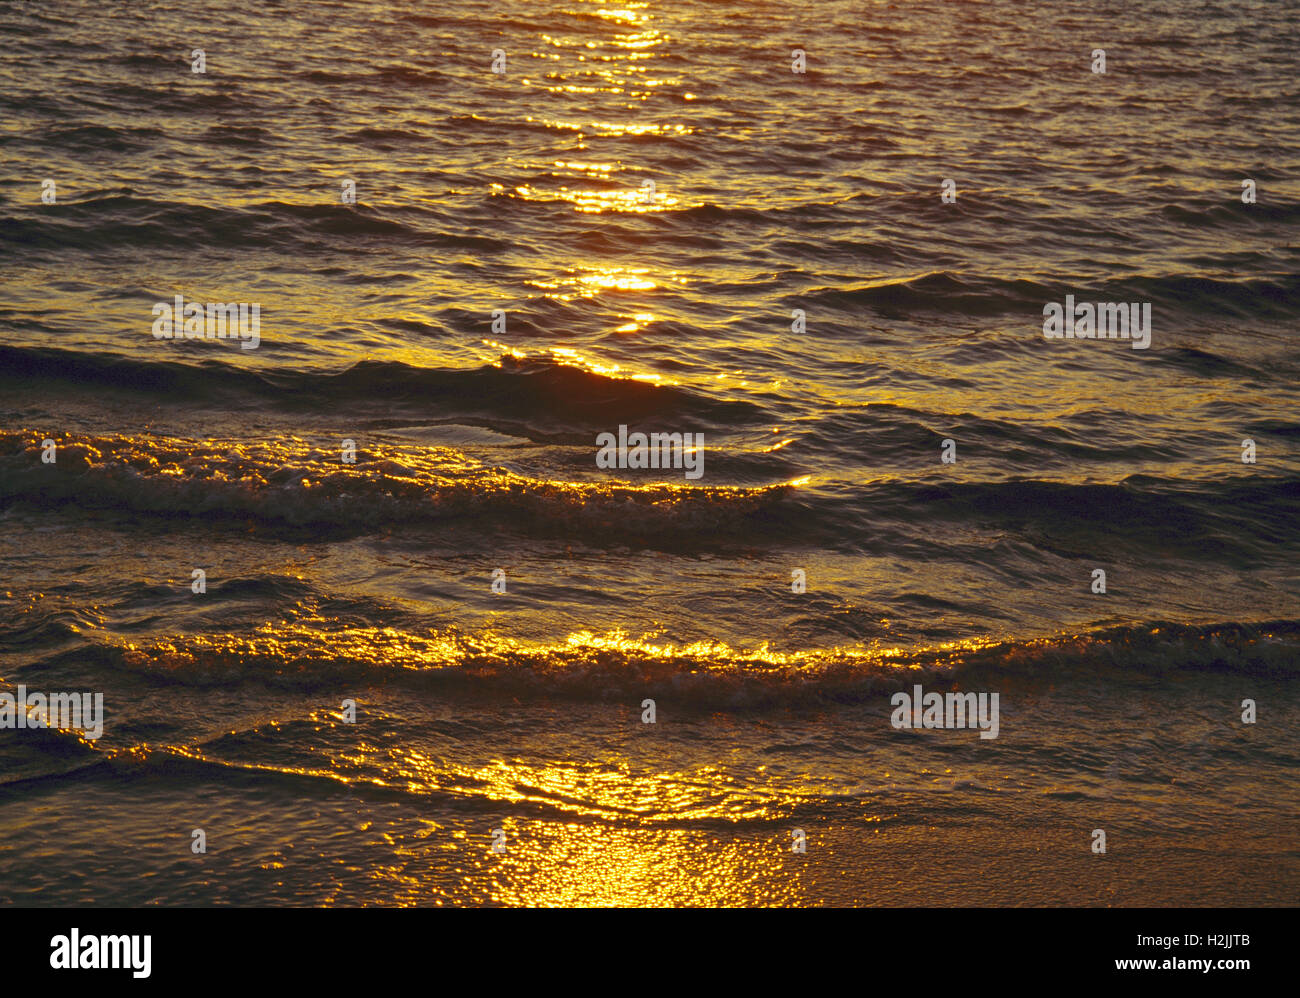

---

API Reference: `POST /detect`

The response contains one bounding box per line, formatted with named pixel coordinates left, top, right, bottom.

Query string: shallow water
left=1, top=0, right=1298, bottom=905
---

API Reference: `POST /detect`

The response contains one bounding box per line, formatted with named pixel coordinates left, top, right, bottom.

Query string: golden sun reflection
left=476, top=824, right=807, bottom=907
left=510, top=180, right=685, bottom=213
left=517, top=265, right=686, bottom=311
left=612, top=311, right=655, bottom=333
left=530, top=266, right=662, bottom=293
left=364, top=821, right=810, bottom=908
left=480, top=339, right=672, bottom=383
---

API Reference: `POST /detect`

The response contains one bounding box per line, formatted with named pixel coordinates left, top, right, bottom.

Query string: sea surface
left=1, top=0, right=1298, bottom=906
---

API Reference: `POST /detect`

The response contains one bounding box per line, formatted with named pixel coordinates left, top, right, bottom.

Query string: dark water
left=1, top=0, right=1298, bottom=905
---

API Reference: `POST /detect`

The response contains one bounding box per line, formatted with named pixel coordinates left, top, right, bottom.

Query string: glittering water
left=1, top=0, right=1298, bottom=905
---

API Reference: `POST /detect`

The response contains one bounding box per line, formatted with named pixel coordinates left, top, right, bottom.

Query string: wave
left=0, top=429, right=788, bottom=540
left=1, top=425, right=1294, bottom=555
left=0, top=195, right=476, bottom=254
left=758, top=474, right=1300, bottom=559
left=803, top=270, right=1300, bottom=320
left=0, top=744, right=1015, bottom=828
left=28, top=620, right=1300, bottom=710
left=0, top=345, right=762, bottom=430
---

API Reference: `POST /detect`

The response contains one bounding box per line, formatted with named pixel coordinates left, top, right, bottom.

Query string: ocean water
left=1, top=0, right=1298, bottom=906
